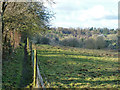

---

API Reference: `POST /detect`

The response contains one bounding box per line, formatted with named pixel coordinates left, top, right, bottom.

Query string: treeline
left=33, top=27, right=118, bottom=50
left=2, top=1, right=54, bottom=89
left=1, top=2, right=53, bottom=59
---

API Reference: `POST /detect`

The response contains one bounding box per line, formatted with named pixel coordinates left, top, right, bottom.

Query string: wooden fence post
left=33, top=49, right=37, bottom=87
left=30, top=41, right=33, bottom=65
left=27, top=37, right=31, bottom=55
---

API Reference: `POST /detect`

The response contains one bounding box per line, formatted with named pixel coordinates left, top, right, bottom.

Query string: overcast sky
left=45, top=0, right=119, bottom=29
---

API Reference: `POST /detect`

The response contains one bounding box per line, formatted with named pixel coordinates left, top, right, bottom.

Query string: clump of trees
left=84, top=36, right=105, bottom=49
left=59, top=36, right=106, bottom=49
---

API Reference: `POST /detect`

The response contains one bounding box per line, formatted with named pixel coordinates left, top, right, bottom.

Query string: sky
left=45, top=0, right=119, bottom=29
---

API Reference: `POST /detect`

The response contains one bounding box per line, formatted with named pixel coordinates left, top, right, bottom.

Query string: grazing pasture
left=36, top=44, right=119, bottom=88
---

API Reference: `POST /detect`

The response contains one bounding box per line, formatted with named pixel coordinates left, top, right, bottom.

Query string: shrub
left=32, top=35, right=50, bottom=45
left=95, top=36, right=105, bottom=49
left=40, top=37, right=50, bottom=44
left=60, top=38, right=80, bottom=47
left=84, top=38, right=96, bottom=49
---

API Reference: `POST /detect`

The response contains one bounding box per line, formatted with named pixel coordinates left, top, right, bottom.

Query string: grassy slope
left=2, top=47, right=24, bottom=89
left=36, top=44, right=119, bottom=88
left=2, top=44, right=33, bottom=89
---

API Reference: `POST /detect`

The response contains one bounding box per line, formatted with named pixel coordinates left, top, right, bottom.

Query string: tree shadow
left=37, top=49, right=119, bottom=88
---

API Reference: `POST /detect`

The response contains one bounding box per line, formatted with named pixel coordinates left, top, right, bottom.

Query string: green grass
left=36, top=44, right=120, bottom=88
left=2, top=44, right=33, bottom=89
left=2, top=47, right=24, bottom=89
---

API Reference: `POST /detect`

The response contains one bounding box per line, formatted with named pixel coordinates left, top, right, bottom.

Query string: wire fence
left=26, top=37, right=47, bottom=88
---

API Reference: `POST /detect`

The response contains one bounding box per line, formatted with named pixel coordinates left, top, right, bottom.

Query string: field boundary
left=26, top=38, right=45, bottom=88
left=32, top=49, right=45, bottom=88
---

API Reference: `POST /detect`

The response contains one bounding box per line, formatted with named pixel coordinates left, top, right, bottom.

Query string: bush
left=84, top=38, right=96, bottom=49
left=41, top=37, right=50, bottom=44
left=32, top=34, right=50, bottom=45
left=95, top=36, right=105, bottom=49
left=60, top=38, right=80, bottom=47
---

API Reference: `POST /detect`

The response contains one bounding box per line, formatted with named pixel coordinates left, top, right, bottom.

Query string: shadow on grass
left=37, top=47, right=118, bottom=58
left=19, top=44, right=33, bottom=87
left=37, top=50, right=119, bottom=88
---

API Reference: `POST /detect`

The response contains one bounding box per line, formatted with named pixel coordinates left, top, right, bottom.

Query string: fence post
left=30, top=42, right=34, bottom=65
left=33, top=49, right=37, bottom=87
left=27, top=37, right=30, bottom=55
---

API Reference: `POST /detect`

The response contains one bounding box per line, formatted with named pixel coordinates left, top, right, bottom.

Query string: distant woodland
left=32, top=27, right=118, bottom=50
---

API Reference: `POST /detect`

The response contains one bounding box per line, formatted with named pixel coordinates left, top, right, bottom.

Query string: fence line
left=38, top=60, right=50, bottom=88
left=26, top=37, right=45, bottom=88
left=37, top=64, right=45, bottom=88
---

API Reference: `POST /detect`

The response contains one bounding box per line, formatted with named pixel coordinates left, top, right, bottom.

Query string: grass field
left=36, top=44, right=120, bottom=88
